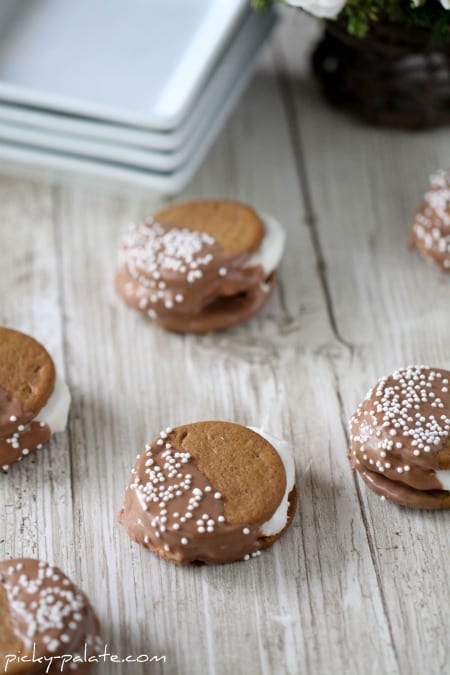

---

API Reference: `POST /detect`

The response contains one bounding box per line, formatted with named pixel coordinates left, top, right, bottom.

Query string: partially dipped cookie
left=349, top=366, right=450, bottom=509
left=119, top=422, right=296, bottom=564
left=115, top=199, right=285, bottom=333
left=0, top=559, right=102, bottom=673
left=0, top=327, right=70, bottom=471
left=410, top=169, right=450, bottom=271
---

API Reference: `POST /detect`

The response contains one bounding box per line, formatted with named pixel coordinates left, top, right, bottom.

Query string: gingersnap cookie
left=349, top=366, right=450, bottom=509
left=0, top=327, right=71, bottom=471
left=0, top=558, right=102, bottom=674
left=119, top=422, right=296, bottom=565
left=410, top=169, right=450, bottom=271
left=115, top=199, right=285, bottom=333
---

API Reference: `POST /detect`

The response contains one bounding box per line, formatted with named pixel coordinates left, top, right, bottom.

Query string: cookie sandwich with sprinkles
left=349, top=366, right=450, bottom=509
left=115, top=199, right=285, bottom=333
left=0, top=558, right=102, bottom=673
left=119, top=421, right=296, bottom=565
left=0, top=327, right=70, bottom=472
left=410, top=169, right=450, bottom=272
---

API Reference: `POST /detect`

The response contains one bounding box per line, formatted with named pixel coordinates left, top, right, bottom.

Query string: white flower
left=286, top=0, right=346, bottom=18
left=413, top=0, right=450, bottom=6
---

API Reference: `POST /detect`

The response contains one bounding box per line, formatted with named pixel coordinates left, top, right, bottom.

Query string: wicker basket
left=312, top=19, right=450, bottom=129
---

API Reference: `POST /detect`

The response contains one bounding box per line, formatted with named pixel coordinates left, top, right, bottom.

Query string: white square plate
left=0, top=8, right=273, bottom=168
left=0, top=11, right=275, bottom=193
left=0, top=0, right=247, bottom=129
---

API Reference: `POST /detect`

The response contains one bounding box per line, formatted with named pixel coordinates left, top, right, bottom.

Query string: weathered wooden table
left=1, top=11, right=449, bottom=675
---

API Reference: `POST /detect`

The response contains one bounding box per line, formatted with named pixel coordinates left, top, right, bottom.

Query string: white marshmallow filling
left=245, top=212, right=286, bottom=277
left=436, top=471, right=450, bottom=492
left=248, top=427, right=296, bottom=537
left=35, top=373, right=71, bottom=434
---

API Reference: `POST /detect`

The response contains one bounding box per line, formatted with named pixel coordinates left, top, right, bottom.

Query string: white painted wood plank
left=0, top=178, right=75, bottom=577
left=277, top=10, right=450, bottom=674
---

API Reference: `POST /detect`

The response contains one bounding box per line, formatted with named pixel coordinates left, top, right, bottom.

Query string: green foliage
left=252, top=0, right=450, bottom=42
left=252, top=0, right=277, bottom=7
left=344, top=0, right=450, bottom=40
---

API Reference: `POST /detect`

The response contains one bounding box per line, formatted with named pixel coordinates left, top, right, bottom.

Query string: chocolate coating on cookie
left=115, top=200, right=279, bottom=333
left=410, top=169, right=450, bottom=271
left=119, top=422, right=296, bottom=564
left=349, top=366, right=450, bottom=509
left=0, top=559, right=102, bottom=674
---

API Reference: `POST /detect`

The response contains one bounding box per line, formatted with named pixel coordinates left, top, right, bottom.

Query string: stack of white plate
left=0, top=0, right=276, bottom=192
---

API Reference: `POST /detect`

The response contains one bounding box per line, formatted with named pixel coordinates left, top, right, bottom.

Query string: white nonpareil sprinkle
left=119, top=220, right=221, bottom=315
left=121, top=219, right=216, bottom=275
left=413, top=169, right=450, bottom=261
left=133, top=428, right=229, bottom=548
left=118, top=219, right=242, bottom=320
left=130, top=427, right=265, bottom=562
left=425, top=170, right=450, bottom=228
left=0, top=561, right=93, bottom=652
left=350, top=365, right=450, bottom=474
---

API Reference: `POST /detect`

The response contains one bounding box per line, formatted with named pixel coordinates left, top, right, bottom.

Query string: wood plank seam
left=270, top=37, right=401, bottom=674
left=52, top=183, right=77, bottom=524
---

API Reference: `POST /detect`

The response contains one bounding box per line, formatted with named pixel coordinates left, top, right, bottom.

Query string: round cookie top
left=120, top=421, right=292, bottom=564
left=350, top=366, right=450, bottom=482
left=0, top=558, right=101, bottom=668
left=154, top=200, right=265, bottom=254
left=0, top=327, right=55, bottom=423
left=169, top=421, right=286, bottom=524
left=411, top=169, right=450, bottom=270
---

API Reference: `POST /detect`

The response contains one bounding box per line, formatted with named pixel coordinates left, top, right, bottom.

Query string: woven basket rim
left=324, top=17, right=448, bottom=56
left=312, top=19, right=450, bottom=129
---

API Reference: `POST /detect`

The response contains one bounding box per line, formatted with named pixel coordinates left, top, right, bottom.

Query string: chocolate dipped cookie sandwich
left=0, top=558, right=102, bottom=674
left=115, top=199, right=285, bottom=333
left=0, top=328, right=70, bottom=471
left=349, top=366, right=450, bottom=509
left=119, top=421, right=296, bottom=565
left=410, top=168, right=450, bottom=271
